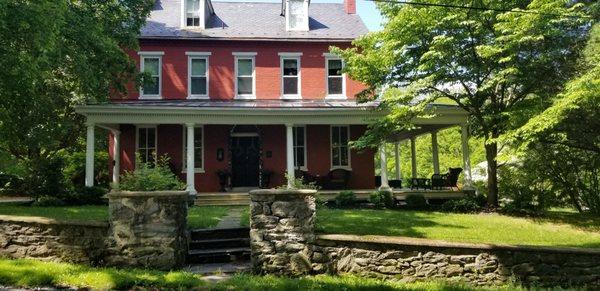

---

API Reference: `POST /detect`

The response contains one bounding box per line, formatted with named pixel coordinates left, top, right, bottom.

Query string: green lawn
left=316, top=208, right=600, bottom=248
left=0, top=204, right=237, bottom=229
left=0, top=258, right=523, bottom=290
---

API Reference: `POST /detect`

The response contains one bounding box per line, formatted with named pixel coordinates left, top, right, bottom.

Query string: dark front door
left=231, top=136, right=260, bottom=187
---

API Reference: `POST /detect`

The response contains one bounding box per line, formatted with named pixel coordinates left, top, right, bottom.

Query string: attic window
left=286, top=0, right=308, bottom=31
left=186, top=0, right=201, bottom=26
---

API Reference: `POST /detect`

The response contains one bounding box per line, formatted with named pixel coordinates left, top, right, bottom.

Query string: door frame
left=228, top=126, right=263, bottom=188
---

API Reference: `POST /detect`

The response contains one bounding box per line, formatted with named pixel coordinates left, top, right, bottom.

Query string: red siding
left=120, top=40, right=366, bottom=100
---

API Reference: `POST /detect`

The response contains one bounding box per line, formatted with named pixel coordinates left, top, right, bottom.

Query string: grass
left=316, top=208, right=600, bottom=249
left=0, top=258, right=526, bottom=290
left=0, top=204, right=236, bottom=229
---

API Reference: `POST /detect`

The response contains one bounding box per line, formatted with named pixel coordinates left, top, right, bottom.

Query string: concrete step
left=190, top=227, right=249, bottom=241
left=195, top=201, right=249, bottom=206
left=189, top=238, right=250, bottom=250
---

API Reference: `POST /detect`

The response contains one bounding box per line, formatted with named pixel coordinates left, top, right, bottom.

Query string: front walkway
left=215, top=208, right=244, bottom=229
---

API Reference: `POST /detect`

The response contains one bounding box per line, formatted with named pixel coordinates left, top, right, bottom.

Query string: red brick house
left=77, top=0, right=473, bottom=197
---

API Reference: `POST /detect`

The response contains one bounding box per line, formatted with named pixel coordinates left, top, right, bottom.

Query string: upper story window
left=233, top=52, right=257, bottom=99
left=186, top=0, right=201, bottom=26
left=331, top=125, right=350, bottom=169
left=186, top=52, right=211, bottom=99
left=324, top=54, right=346, bottom=99
left=293, top=126, right=307, bottom=170
left=137, top=126, right=157, bottom=165
left=279, top=53, right=302, bottom=99
left=139, top=52, right=164, bottom=99
left=286, top=0, right=309, bottom=31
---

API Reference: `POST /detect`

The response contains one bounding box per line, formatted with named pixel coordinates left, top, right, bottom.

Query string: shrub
left=440, top=196, right=483, bottom=213
left=277, top=173, right=320, bottom=190
left=405, top=194, right=427, bottom=209
left=369, top=190, right=395, bottom=209
left=0, top=172, right=26, bottom=196
left=334, top=191, right=356, bottom=208
left=32, top=195, right=66, bottom=207
left=65, top=186, right=108, bottom=205
left=62, top=151, right=110, bottom=188
left=119, top=156, right=185, bottom=191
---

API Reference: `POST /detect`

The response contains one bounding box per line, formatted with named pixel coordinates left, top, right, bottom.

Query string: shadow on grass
left=315, top=208, right=464, bottom=238
left=529, top=210, right=600, bottom=233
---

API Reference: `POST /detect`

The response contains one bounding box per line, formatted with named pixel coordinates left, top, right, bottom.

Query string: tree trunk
left=485, top=141, right=499, bottom=208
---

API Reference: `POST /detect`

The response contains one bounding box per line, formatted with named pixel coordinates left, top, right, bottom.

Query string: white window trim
left=135, top=125, right=158, bottom=166
left=139, top=52, right=163, bottom=99
left=324, top=53, right=346, bottom=100
left=233, top=53, right=257, bottom=100
left=280, top=55, right=302, bottom=99
left=182, top=0, right=206, bottom=29
left=285, top=0, right=309, bottom=31
left=182, top=125, right=205, bottom=173
left=293, top=125, right=308, bottom=171
left=330, top=125, right=352, bottom=170
left=186, top=53, right=210, bottom=99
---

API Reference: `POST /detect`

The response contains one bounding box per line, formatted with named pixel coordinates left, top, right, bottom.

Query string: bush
left=334, top=191, right=356, bottom=208
left=405, top=194, right=427, bottom=209
left=440, top=196, right=484, bottom=213
left=277, top=173, right=320, bottom=190
left=0, top=172, right=26, bottom=196
left=119, top=156, right=185, bottom=191
left=62, top=151, right=110, bottom=188
left=369, top=190, right=395, bottom=209
left=65, top=186, right=108, bottom=205
left=32, top=195, right=66, bottom=207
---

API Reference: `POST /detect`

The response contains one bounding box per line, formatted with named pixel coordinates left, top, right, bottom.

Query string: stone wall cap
left=316, top=234, right=600, bottom=256
left=250, top=189, right=318, bottom=195
left=107, top=190, right=189, bottom=198
left=0, top=214, right=109, bottom=228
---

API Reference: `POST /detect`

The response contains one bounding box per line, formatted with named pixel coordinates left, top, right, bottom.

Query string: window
left=137, top=127, right=157, bottom=165
left=281, top=57, right=300, bottom=97
left=186, top=0, right=200, bottom=26
left=187, top=54, right=209, bottom=98
left=326, top=58, right=345, bottom=98
left=139, top=52, right=163, bottom=98
left=331, top=126, right=350, bottom=168
left=183, top=126, right=204, bottom=172
left=234, top=54, right=256, bottom=98
left=293, top=126, right=306, bottom=169
left=287, top=0, right=308, bottom=31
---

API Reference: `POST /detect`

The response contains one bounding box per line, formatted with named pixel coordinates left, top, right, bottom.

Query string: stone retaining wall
left=312, top=234, right=600, bottom=287
left=0, top=215, right=108, bottom=265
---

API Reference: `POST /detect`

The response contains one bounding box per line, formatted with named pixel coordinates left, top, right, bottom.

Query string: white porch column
left=461, top=124, right=473, bottom=186
left=410, top=137, right=417, bottom=179
left=394, top=142, right=401, bottom=180
left=379, top=144, right=391, bottom=191
left=112, top=130, right=121, bottom=190
left=431, top=131, right=440, bottom=175
left=85, top=123, right=95, bottom=187
left=286, top=124, right=295, bottom=188
left=186, top=123, right=197, bottom=195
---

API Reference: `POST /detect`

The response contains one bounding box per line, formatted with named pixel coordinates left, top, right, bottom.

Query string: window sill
left=235, top=95, right=256, bottom=100
left=330, top=166, right=352, bottom=171
left=325, top=95, right=347, bottom=100
left=281, top=95, right=302, bottom=100
left=139, top=95, right=162, bottom=100
left=187, top=95, right=210, bottom=100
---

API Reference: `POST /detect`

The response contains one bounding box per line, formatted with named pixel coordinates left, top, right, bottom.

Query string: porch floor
left=194, top=188, right=466, bottom=206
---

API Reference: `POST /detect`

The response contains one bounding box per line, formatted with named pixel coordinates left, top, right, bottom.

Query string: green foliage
left=278, top=173, right=320, bottom=190
left=335, top=0, right=593, bottom=206
left=369, top=190, right=395, bottom=209
left=405, top=194, right=428, bottom=210
left=31, top=196, right=66, bottom=207
left=62, top=151, right=110, bottom=188
left=440, top=196, right=484, bottom=213
left=334, top=191, right=356, bottom=208
left=0, top=172, right=25, bottom=196
left=119, top=156, right=185, bottom=192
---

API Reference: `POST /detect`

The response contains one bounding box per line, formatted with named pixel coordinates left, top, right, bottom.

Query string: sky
left=215, top=0, right=384, bottom=31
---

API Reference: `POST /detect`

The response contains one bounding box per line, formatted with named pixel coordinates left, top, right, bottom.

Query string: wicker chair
left=319, top=169, right=351, bottom=190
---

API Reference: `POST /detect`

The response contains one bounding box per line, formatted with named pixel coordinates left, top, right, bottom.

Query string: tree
left=334, top=0, right=592, bottom=207
left=0, top=0, right=153, bottom=194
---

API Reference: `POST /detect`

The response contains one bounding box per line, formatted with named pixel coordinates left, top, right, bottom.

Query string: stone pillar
left=112, top=130, right=121, bottom=190
left=249, top=189, right=316, bottom=275
left=285, top=124, right=295, bottom=188
left=85, top=122, right=95, bottom=187
left=431, top=130, right=440, bottom=175
left=105, top=191, right=188, bottom=270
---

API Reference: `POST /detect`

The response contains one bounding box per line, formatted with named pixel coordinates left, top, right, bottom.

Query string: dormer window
left=285, top=0, right=309, bottom=31
left=186, top=0, right=201, bottom=26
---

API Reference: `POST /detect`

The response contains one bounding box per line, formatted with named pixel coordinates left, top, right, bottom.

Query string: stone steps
left=194, top=194, right=250, bottom=206
left=187, top=228, right=250, bottom=264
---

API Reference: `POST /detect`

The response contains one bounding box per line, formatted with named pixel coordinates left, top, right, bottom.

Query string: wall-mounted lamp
left=217, top=148, right=224, bottom=161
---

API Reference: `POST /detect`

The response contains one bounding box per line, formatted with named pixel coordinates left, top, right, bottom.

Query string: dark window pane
left=296, top=127, right=304, bottom=145
left=296, top=148, right=305, bottom=167
left=147, top=128, right=156, bottom=148
left=143, top=77, right=159, bottom=95
left=194, top=128, right=202, bottom=147
left=238, top=77, right=253, bottom=94
left=332, top=147, right=340, bottom=166
left=144, top=58, right=159, bottom=75
left=191, top=59, right=206, bottom=76
left=328, top=77, right=342, bottom=95
left=283, top=77, right=298, bottom=95
left=332, top=126, right=340, bottom=145
left=194, top=150, right=202, bottom=168
left=328, top=60, right=342, bottom=76
left=138, top=129, right=146, bottom=148
left=340, top=127, right=348, bottom=144
left=283, top=59, right=298, bottom=76
left=340, top=146, right=348, bottom=166
left=147, top=150, right=156, bottom=165
left=191, top=77, right=207, bottom=95
left=237, top=59, right=253, bottom=76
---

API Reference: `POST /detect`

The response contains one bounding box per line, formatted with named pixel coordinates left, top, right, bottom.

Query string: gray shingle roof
left=105, top=99, right=380, bottom=109
left=141, top=1, right=369, bottom=41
